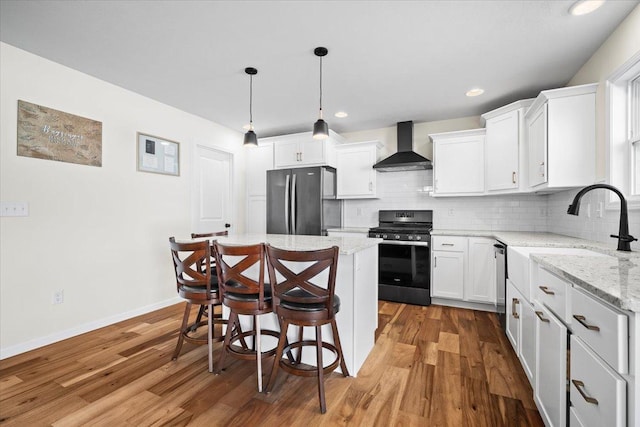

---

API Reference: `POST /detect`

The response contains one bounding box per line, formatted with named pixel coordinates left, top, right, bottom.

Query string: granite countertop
left=326, top=227, right=371, bottom=233
left=190, top=233, right=382, bottom=255
left=532, top=252, right=640, bottom=312
left=432, top=229, right=640, bottom=313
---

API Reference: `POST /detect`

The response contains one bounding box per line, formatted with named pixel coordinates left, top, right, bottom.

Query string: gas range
left=368, top=210, right=433, bottom=243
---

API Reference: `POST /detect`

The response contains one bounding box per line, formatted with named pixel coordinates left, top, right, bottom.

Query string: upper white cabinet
left=481, top=99, right=533, bottom=193
left=431, top=129, right=486, bottom=196
left=271, top=131, right=342, bottom=169
left=335, top=141, right=381, bottom=199
left=525, top=83, right=597, bottom=190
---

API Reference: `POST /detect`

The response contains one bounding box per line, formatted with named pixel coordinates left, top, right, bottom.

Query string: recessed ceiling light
left=466, top=88, right=485, bottom=97
left=569, top=0, right=605, bottom=16
left=334, top=111, right=348, bottom=118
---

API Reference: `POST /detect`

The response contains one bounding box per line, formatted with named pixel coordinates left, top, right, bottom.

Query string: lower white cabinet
left=506, top=279, right=521, bottom=352
left=431, top=235, right=496, bottom=306
left=431, top=250, right=464, bottom=299
left=534, top=300, right=567, bottom=427
left=519, top=297, right=536, bottom=384
left=466, top=237, right=495, bottom=303
left=570, top=335, right=626, bottom=427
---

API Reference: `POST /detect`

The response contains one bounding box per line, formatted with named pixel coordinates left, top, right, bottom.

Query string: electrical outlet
left=356, top=208, right=363, bottom=216
left=586, top=203, right=591, bottom=218
left=53, top=290, right=64, bottom=305
left=448, top=208, right=454, bottom=217
left=596, top=202, right=604, bottom=218
left=1, top=201, right=29, bottom=217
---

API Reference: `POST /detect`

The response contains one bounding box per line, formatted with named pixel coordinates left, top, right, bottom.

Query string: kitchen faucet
left=567, top=184, right=637, bottom=251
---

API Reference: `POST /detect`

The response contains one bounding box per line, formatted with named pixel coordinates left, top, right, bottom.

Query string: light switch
left=1, top=202, right=29, bottom=217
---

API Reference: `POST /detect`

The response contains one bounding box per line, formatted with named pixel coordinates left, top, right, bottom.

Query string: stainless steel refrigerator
left=266, top=166, right=341, bottom=235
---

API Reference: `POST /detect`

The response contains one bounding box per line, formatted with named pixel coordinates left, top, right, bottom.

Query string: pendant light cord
left=249, top=74, right=254, bottom=128
left=319, top=55, right=323, bottom=119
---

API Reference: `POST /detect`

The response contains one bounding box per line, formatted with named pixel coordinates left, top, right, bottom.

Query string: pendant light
left=312, top=47, right=329, bottom=140
left=243, top=67, right=258, bottom=147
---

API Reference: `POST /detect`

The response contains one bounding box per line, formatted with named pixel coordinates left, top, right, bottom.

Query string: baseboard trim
left=0, top=297, right=182, bottom=360
left=430, top=298, right=497, bottom=313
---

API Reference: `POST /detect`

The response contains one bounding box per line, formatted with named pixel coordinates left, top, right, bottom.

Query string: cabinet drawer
left=570, top=335, right=626, bottom=427
left=536, top=266, right=570, bottom=323
left=570, top=287, right=628, bottom=374
left=431, top=236, right=466, bottom=252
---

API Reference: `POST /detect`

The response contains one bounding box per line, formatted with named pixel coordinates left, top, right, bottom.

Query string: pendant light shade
left=312, top=47, right=329, bottom=140
left=243, top=67, right=258, bottom=147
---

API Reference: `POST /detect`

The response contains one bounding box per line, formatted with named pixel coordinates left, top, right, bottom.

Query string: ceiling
left=1, top=1, right=638, bottom=138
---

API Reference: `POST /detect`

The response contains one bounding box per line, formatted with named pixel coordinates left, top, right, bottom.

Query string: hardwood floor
left=0, top=302, right=543, bottom=426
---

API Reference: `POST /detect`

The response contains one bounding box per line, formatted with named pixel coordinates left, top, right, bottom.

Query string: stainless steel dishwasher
left=494, top=242, right=506, bottom=330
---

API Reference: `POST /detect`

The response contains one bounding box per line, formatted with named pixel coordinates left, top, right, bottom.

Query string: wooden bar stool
left=190, top=231, right=228, bottom=327
left=213, top=242, right=279, bottom=391
left=168, top=237, right=227, bottom=373
left=265, top=244, right=349, bottom=413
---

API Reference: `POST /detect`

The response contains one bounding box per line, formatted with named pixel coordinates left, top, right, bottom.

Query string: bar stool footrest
left=279, top=340, right=340, bottom=377
left=228, top=329, right=279, bottom=360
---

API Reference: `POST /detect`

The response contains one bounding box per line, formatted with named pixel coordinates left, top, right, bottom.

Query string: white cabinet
left=430, top=129, right=486, bottom=196
left=431, top=249, right=464, bottom=299
left=335, top=141, right=381, bottom=199
left=481, top=99, right=533, bottom=192
left=570, top=335, right=626, bottom=427
left=535, top=300, right=567, bottom=427
left=506, top=279, right=521, bottom=352
left=525, top=83, right=597, bottom=191
left=431, top=236, right=466, bottom=299
left=431, top=236, right=496, bottom=306
left=271, top=131, right=341, bottom=169
left=466, top=237, right=495, bottom=303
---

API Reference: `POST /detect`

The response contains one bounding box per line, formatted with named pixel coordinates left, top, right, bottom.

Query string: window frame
left=605, top=50, right=640, bottom=209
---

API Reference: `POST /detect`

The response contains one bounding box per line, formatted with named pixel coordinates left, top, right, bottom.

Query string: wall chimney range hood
left=373, top=121, right=432, bottom=172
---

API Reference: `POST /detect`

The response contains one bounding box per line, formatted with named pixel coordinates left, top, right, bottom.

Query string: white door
left=431, top=250, right=464, bottom=299
left=192, top=144, right=233, bottom=234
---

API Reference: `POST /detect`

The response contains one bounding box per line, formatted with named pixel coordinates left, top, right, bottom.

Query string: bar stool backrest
left=265, top=245, right=339, bottom=318
left=213, top=242, right=268, bottom=310
left=169, top=237, right=212, bottom=295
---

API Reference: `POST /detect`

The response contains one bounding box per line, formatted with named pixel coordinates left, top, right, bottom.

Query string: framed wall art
left=17, top=100, right=102, bottom=167
left=136, top=133, right=180, bottom=176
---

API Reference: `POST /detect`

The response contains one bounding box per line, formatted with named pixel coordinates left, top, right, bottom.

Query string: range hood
left=373, top=121, right=433, bottom=172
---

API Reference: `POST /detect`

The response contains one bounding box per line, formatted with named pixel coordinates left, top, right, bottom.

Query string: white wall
left=0, top=43, right=247, bottom=357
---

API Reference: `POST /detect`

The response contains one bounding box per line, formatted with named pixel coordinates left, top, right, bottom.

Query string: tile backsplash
left=342, top=170, right=639, bottom=250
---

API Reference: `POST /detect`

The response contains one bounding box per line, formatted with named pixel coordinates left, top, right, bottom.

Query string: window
left=607, top=51, right=640, bottom=207
left=631, top=74, right=640, bottom=195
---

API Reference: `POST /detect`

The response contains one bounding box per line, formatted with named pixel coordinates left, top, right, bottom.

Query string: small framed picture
left=136, top=132, right=180, bottom=176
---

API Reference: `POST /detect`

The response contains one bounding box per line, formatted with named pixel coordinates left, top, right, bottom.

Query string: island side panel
left=352, top=245, right=378, bottom=373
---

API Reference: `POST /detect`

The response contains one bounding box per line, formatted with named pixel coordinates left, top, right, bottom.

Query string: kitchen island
left=192, top=233, right=382, bottom=377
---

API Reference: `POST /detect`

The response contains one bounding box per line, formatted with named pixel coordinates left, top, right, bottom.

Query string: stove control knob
left=395, top=235, right=400, bottom=240
left=376, top=234, right=381, bottom=238
left=408, top=235, right=413, bottom=240
left=416, top=236, right=421, bottom=240
left=382, top=234, right=387, bottom=239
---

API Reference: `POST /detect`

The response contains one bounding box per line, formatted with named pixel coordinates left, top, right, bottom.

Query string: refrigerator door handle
left=284, top=174, right=291, bottom=234
left=291, top=173, right=297, bottom=234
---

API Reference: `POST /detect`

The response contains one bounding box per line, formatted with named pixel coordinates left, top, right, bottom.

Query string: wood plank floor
left=0, top=302, right=543, bottom=426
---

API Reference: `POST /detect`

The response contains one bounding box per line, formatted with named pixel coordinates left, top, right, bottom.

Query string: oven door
left=378, top=242, right=431, bottom=306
